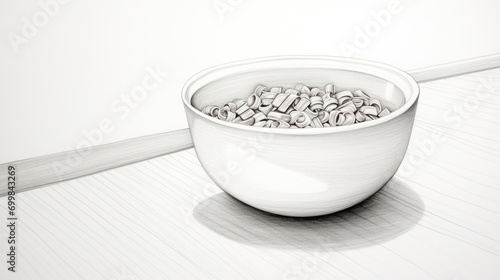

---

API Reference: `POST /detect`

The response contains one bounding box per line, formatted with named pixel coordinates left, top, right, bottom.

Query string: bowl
left=182, top=56, right=419, bottom=217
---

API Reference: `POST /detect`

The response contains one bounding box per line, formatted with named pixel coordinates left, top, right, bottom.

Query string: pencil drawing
left=2, top=1, right=500, bottom=278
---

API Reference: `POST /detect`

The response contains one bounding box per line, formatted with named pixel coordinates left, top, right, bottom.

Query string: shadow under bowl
left=193, top=177, right=424, bottom=250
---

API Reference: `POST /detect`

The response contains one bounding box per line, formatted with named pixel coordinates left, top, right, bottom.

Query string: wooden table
left=1, top=69, right=500, bottom=280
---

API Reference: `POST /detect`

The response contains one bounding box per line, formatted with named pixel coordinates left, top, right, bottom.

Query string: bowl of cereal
left=182, top=56, right=419, bottom=217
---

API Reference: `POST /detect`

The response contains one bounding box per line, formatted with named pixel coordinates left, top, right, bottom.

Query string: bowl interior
left=191, top=67, right=407, bottom=112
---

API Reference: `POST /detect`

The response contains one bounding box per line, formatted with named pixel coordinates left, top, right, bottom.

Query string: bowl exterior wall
left=184, top=100, right=417, bottom=217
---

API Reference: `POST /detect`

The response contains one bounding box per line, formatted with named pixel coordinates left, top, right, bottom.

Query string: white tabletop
left=1, top=69, right=500, bottom=280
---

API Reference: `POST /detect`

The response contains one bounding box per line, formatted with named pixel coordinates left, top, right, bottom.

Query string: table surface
left=2, top=69, right=500, bottom=280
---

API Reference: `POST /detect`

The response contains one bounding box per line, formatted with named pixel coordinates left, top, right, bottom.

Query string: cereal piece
left=253, top=121, right=266, bottom=127
left=285, top=106, right=295, bottom=114
left=284, top=88, right=299, bottom=95
left=338, top=101, right=356, bottom=113
left=277, top=94, right=299, bottom=113
left=261, top=92, right=278, bottom=106
left=293, top=97, right=311, bottom=111
left=342, top=111, right=355, bottom=125
left=240, top=118, right=255, bottom=126
left=239, top=108, right=255, bottom=120
left=247, top=94, right=262, bottom=110
left=234, top=99, right=246, bottom=109
left=272, top=93, right=289, bottom=107
left=224, top=102, right=238, bottom=112
left=336, top=90, right=353, bottom=105
left=353, top=89, right=370, bottom=99
left=218, top=107, right=236, bottom=122
left=270, top=87, right=282, bottom=93
left=261, top=98, right=273, bottom=106
left=290, top=111, right=311, bottom=128
left=295, top=117, right=311, bottom=128
left=278, top=120, right=291, bottom=128
left=261, top=92, right=278, bottom=99
left=311, top=117, right=323, bottom=128
left=355, top=111, right=366, bottom=122
left=265, top=119, right=280, bottom=128
left=309, top=96, right=323, bottom=111
left=369, top=98, right=382, bottom=113
left=328, top=110, right=344, bottom=127
left=268, top=111, right=292, bottom=123
left=304, top=108, right=319, bottom=119
left=299, top=93, right=310, bottom=99
left=325, top=83, right=335, bottom=96
left=310, top=88, right=325, bottom=97
left=258, top=104, right=273, bottom=115
left=295, top=84, right=311, bottom=95
left=254, top=85, right=267, bottom=96
left=253, top=112, right=267, bottom=122
left=202, top=105, right=219, bottom=117
left=234, top=117, right=254, bottom=126
left=322, top=96, right=339, bottom=112
left=236, top=104, right=251, bottom=115
left=318, top=110, right=329, bottom=123
left=359, top=106, right=378, bottom=116
left=378, top=108, right=391, bottom=117
left=352, top=97, right=364, bottom=108
left=365, top=114, right=377, bottom=121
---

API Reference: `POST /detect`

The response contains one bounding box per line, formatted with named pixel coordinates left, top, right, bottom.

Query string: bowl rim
left=182, top=55, right=419, bottom=135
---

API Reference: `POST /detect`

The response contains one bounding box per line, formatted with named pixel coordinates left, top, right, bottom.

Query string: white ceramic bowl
left=182, top=56, right=419, bottom=217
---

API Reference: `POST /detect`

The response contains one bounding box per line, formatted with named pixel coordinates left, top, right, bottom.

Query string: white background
left=1, top=0, right=500, bottom=163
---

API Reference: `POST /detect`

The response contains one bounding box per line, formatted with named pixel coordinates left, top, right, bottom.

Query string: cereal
left=378, top=108, right=391, bottom=117
left=258, top=104, right=273, bottom=115
left=290, top=111, right=311, bottom=128
left=369, top=98, right=382, bottom=113
left=338, top=100, right=356, bottom=113
left=277, top=94, right=298, bottom=112
left=310, top=88, right=325, bottom=97
left=328, top=110, right=344, bottom=127
left=359, top=106, right=378, bottom=116
left=267, top=111, right=292, bottom=123
left=271, top=93, right=288, bottom=107
left=325, top=83, right=335, bottom=95
left=201, top=83, right=392, bottom=128
left=355, top=111, right=366, bottom=122
left=311, top=117, right=323, bottom=128
left=309, top=96, right=323, bottom=111
left=253, top=112, right=267, bottom=122
left=202, top=105, right=219, bottom=117
left=318, top=110, right=329, bottom=123
left=246, top=94, right=262, bottom=110
left=217, top=107, right=236, bottom=122
left=322, top=95, right=339, bottom=112
left=254, top=85, right=267, bottom=96
left=304, top=108, right=319, bottom=119
left=293, top=97, right=311, bottom=111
